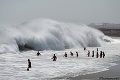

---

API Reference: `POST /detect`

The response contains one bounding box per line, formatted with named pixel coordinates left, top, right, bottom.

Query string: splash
left=0, top=19, right=104, bottom=53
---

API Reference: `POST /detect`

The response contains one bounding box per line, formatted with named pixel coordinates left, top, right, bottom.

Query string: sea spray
left=0, top=19, right=105, bottom=53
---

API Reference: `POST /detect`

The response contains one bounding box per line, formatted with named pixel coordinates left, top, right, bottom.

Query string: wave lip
left=0, top=19, right=105, bottom=53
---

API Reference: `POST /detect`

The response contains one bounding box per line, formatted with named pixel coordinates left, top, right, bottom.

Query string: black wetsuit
left=96, top=52, right=99, bottom=58
left=70, top=52, right=73, bottom=56
left=53, top=56, right=57, bottom=61
left=28, top=61, right=31, bottom=68
left=64, top=53, right=67, bottom=57
left=84, top=48, right=86, bottom=50
left=37, top=52, right=41, bottom=56
left=103, top=52, right=105, bottom=58
left=76, top=52, right=78, bottom=57
left=100, top=51, right=102, bottom=58
left=88, top=51, right=90, bottom=57
left=92, top=51, right=94, bottom=57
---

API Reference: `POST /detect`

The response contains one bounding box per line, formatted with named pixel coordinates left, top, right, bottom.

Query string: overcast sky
left=0, top=0, right=120, bottom=24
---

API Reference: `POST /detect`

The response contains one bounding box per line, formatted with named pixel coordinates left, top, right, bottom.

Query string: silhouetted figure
left=52, top=54, right=57, bottom=61
left=84, top=47, right=86, bottom=50
left=70, top=51, right=73, bottom=56
left=97, top=48, right=98, bottom=52
left=87, top=50, right=90, bottom=57
left=37, top=51, right=41, bottom=56
left=100, top=51, right=103, bottom=58
left=92, top=50, right=94, bottom=57
left=96, top=52, right=99, bottom=58
left=28, top=59, right=31, bottom=68
left=76, top=52, right=78, bottom=57
left=64, top=52, right=67, bottom=57
left=103, top=52, right=105, bottom=58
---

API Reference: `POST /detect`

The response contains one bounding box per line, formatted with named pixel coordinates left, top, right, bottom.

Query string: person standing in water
left=100, top=51, right=103, bottom=58
left=70, top=51, right=73, bottom=56
left=87, top=50, right=90, bottom=57
left=103, top=52, right=105, bottom=58
left=27, top=59, right=31, bottom=71
left=37, top=51, right=41, bottom=56
left=97, top=48, right=98, bottom=52
left=84, top=47, right=86, bottom=50
left=96, top=52, right=99, bottom=58
left=64, top=52, right=67, bottom=57
left=28, top=59, right=31, bottom=68
left=52, top=54, right=57, bottom=61
left=92, top=50, right=94, bottom=57
left=76, top=51, right=79, bottom=57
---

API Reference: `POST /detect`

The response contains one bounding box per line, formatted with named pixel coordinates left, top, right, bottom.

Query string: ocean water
left=0, top=37, right=120, bottom=80
left=0, top=19, right=120, bottom=80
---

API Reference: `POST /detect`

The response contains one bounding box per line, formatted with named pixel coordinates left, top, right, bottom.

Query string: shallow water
left=0, top=38, right=120, bottom=80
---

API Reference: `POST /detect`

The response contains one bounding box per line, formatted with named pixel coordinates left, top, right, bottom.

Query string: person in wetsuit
left=52, top=54, right=57, bottom=61
left=28, top=59, right=31, bottom=68
left=92, top=50, right=94, bottom=57
left=103, top=52, right=105, bottom=58
left=97, top=48, right=98, bottom=52
left=37, top=51, right=41, bottom=56
left=84, top=47, right=86, bottom=50
left=64, top=52, right=67, bottom=57
left=70, top=51, right=73, bottom=56
left=76, top=51, right=79, bottom=57
left=87, top=50, right=90, bottom=57
left=96, top=52, right=99, bottom=58
left=100, top=51, right=103, bottom=58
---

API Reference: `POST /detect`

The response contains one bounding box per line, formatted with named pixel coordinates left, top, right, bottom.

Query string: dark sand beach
left=70, top=61, right=120, bottom=80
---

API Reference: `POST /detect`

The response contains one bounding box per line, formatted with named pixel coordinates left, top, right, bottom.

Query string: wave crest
left=0, top=19, right=104, bottom=53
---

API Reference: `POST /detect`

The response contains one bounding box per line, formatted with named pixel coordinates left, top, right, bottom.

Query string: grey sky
left=0, top=0, right=120, bottom=24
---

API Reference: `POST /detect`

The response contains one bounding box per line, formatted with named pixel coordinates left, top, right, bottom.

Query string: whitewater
left=0, top=19, right=120, bottom=80
left=0, top=19, right=104, bottom=53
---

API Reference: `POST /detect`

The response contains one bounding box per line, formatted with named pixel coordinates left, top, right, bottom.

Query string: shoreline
left=70, top=60, right=120, bottom=80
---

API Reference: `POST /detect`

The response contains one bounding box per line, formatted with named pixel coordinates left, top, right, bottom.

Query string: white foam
left=0, top=19, right=104, bottom=53
left=0, top=42, right=120, bottom=80
left=112, top=39, right=120, bottom=44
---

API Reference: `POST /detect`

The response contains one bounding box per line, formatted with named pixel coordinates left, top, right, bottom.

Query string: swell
left=0, top=19, right=105, bottom=53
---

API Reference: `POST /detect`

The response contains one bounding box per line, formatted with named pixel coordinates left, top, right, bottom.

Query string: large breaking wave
left=0, top=19, right=105, bottom=53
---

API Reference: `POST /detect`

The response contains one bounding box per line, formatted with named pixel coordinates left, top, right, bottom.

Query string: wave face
left=0, top=19, right=104, bottom=53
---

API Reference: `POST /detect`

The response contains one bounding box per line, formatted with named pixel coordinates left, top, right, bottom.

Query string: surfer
left=52, top=54, right=57, bottom=61
left=37, top=51, right=41, bottom=56
left=64, top=52, right=67, bottom=57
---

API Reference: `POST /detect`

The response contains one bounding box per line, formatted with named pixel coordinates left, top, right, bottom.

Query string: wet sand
left=70, top=61, right=120, bottom=80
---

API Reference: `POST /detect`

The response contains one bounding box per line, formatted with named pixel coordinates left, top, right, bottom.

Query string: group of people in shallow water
left=87, top=48, right=105, bottom=58
left=27, top=51, right=41, bottom=71
left=63, top=51, right=79, bottom=58
left=27, top=48, right=105, bottom=71
left=51, top=51, right=79, bottom=61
